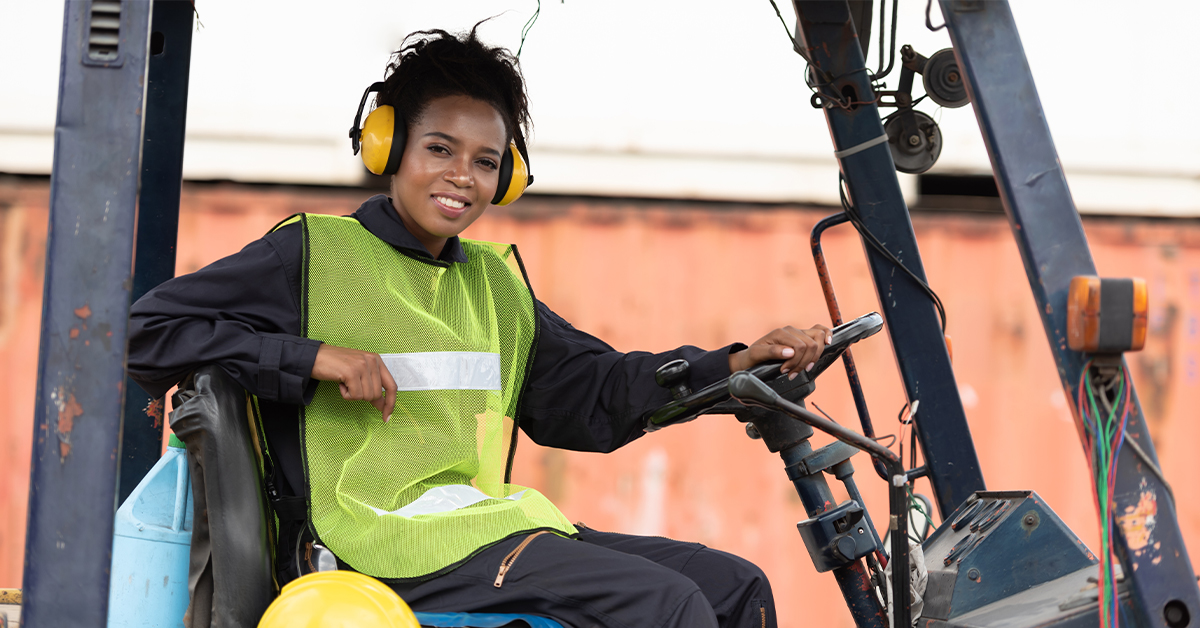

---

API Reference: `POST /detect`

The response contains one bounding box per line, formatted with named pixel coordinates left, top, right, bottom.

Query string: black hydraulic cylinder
left=23, top=1, right=153, bottom=625
left=118, top=0, right=194, bottom=505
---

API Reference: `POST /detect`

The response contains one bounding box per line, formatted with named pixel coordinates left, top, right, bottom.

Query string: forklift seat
left=170, top=365, right=563, bottom=628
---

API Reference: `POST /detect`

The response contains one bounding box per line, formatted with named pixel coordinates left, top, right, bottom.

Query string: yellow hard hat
left=258, top=571, right=420, bottom=628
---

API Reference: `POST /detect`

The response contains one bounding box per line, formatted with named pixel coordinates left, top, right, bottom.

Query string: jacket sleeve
left=518, top=301, right=744, bottom=453
left=126, top=224, right=322, bottom=404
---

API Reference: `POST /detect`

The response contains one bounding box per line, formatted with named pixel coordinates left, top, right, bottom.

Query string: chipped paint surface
left=73, top=304, right=91, bottom=319
left=1117, top=481, right=1158, bottom=551
left=50, top=386, right=82, bottom=460
left=144, top=397, right=164, bottom=429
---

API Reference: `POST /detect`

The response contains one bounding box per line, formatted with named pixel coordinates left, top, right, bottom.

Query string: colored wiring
left=906, top=485, right=932, bottom=543
left=1077, top=360, right=1132, bottom=628
left=517, top=0, right=560, bottom=58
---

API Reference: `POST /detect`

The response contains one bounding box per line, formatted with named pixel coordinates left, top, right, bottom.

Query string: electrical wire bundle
left=1076, top=360, right=1132, bottom=628
left=839, top=174, right=948, bottom=334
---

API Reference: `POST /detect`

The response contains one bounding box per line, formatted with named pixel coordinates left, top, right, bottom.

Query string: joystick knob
left=655, top=359, right=692, bottom=400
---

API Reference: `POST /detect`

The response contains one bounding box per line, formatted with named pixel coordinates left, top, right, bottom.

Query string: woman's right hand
left=310, top=344, right=397, bottom=421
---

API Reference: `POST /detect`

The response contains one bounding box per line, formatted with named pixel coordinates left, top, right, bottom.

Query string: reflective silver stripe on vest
left=368, top=485, right=528, bottom=518
left=380, top=352, right=501, bottom=391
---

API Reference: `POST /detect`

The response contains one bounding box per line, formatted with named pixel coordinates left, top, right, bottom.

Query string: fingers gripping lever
left=643, top=312, right=884, bottom=433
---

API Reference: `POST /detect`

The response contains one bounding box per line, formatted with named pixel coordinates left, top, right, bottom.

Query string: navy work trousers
left=393, top=527, right=778, bottom=628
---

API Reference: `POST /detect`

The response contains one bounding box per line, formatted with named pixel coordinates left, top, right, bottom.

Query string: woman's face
left=389, top=94, right=507, bottom=258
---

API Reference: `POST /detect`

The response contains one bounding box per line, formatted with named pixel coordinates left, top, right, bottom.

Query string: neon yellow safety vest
left=288, top=213, right=576, bottom=580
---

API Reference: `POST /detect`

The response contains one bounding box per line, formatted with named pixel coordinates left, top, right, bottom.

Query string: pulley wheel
left=885, top=110, right=943, bottom=174
left=922, top=48, right=969, bottom=109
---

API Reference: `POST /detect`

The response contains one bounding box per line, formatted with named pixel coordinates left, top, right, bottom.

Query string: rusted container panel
left=0, top=178, right=1197, bottom=628
left=0, top=181, right=49, bottom=596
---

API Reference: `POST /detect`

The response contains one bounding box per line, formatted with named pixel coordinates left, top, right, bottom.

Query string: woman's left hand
left=729, top=325, right=832, bottom=378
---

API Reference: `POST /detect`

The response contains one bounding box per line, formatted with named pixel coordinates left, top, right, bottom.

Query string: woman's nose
left=444, top=160, right=473, bottom=187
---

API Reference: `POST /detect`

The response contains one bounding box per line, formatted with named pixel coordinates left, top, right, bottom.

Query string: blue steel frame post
left=938, top=1, right=1200, bottom=625
left=790, top=0, right=985, bottom=517
left=22, top=1, right=152, bottom=625
left=118, top=0, right=193, bottom=505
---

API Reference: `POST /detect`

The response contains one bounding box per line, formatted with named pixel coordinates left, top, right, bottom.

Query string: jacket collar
left=350, top=194, right=469, bottom=265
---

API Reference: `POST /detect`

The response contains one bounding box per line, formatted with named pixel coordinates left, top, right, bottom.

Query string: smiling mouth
left=433, top=195, right=467, bottom=210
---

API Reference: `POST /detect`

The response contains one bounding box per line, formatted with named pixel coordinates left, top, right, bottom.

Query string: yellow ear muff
left=492, top=141, right=530, bottom=206
left=360, top=105, right=404, bottom=176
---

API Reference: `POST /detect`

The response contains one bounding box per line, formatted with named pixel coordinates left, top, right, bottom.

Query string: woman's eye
left=478, top=159, right=498, bottom=170
left=428, top=144, right=450, bottom=155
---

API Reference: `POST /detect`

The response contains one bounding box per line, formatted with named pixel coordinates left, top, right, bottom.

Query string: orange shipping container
left=1, top=177, right=1198, bottom=627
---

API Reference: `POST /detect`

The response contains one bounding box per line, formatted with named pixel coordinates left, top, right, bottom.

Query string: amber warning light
left=1066, top=276, right=1148, bottom=353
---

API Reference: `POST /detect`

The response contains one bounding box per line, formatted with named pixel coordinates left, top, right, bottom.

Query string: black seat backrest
left=170, top=365, right=275, bottom=628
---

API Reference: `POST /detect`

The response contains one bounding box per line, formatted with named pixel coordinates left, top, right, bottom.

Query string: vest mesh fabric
left=299, top=214, right=575, bottom=580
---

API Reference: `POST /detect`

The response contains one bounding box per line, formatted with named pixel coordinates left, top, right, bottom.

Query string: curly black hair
left=377, top=24, right=531, bottom=150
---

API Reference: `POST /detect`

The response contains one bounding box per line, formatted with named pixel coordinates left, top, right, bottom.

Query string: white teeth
left=435, top=196, right=465, bottom=209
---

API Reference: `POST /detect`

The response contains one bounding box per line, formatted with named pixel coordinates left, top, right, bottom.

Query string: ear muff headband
left=349, top=82, right=535, bottom=200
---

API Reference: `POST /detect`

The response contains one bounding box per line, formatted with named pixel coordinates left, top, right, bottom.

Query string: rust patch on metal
left=69, top=328, right=79, bottom=339
left=1117, top=483, right=1158, bottom=551
left=58, top=394, right=81, bottom=436
left=145, top=397, right=164, bottom=429
left=52, top=386, right=82, bottom=460
left=73, top=304, right=91, bottom=319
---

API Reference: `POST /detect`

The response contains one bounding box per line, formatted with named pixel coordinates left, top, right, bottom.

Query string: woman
left=128, top=25, right=830, bottom=628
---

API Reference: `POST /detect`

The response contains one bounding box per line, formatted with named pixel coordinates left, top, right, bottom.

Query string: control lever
left=728, top=371, right=779, bottom=406
left=655, top=359, right=692, bottom=400
left=728, top=371, right=912, bottom=628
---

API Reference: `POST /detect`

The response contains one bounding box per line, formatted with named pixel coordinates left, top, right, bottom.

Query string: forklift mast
left=788, top=0, right=1200, bottom=624
left=22, top=2, right=190, bottom=625
left=21, top=1, right=1200, bottom=626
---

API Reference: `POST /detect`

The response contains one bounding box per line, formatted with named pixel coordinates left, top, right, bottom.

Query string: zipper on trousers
left=494, top=531, right=553, bottom=587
